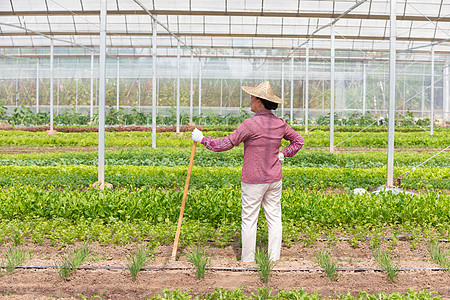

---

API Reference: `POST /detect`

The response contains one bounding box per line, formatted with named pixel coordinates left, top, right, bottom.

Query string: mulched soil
left=0, top=241, right=449, bottom=299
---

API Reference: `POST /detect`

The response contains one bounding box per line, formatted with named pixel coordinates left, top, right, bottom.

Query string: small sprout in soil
left=254, top=248, right=276, bottom=284
left=56, top=243, right=91, bottom=281
left=185, top=245, right=210, bottom=280
left=316, top=249, right=339, bottom=281
left=3, top=245, right=27, bottom=275
left=127, top=243, right=152, bottom=281
left=427, top=242, right=450, bottom=271
left=372, top=247, right=399, bottom=282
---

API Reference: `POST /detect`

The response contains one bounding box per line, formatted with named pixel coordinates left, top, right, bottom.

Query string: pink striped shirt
left=201, top=110, right=304, bottom=184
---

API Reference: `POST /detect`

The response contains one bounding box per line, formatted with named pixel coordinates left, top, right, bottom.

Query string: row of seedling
left=315, top=243, right=450, bottom=283
left=1, top=242, right=448, bottom=282
left=184, top=243, right=450, bottom=284
left=0, top=242, right=153, bottom=281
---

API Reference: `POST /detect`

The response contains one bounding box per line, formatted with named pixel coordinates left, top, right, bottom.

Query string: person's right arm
left=192, top=121, right=251, bottom=152
left=201, top=136, right=234, bottom=152
left=191, top=128, right=236, bottom=152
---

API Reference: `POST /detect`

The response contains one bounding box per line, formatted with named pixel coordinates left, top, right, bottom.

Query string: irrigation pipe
left=2, top=265, right=447, bottom=273
left=142, top=235, right=449, bottom=244
left=18, top=233, right=450, bottom=246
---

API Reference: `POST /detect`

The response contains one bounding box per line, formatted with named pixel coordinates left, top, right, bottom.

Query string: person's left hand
left=278, top=152, right=285, bottom=163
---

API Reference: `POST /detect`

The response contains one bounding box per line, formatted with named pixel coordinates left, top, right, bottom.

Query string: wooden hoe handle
left=171, top=141, right=197, bottom=259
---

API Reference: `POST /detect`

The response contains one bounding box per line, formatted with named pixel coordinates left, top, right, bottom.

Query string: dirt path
left=0, top=241, right=448, bottom=299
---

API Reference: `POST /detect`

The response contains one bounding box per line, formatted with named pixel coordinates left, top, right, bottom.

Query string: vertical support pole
left=75, top=77, right=78, bottom=113
left=382, top=71, right=386, bottom=115
left=189, top=52, right=193, bottom=123
left=98, top=0, right=107, bottom=185
left=305, top=43, right=309, bottom=135
left=49, top=39, right=54, bottom=132
left=290, top=55, right=294, bottom=124
left=152, top=19, right=157, bottom=148
left=421, top=64, right=426, bottom=118
left=198, top=58, right=202, bottom=116
left=421, top=85, right=425, bottom=118
left=176, top=42, right=181, bottom=133
left=240, top=58, right=243, bottom=108
left=225, top=79, right=231, bottom=107
left=444, top=61, right=450, bottom=124
left=302, top=78, right=305, bottom=115
left=363, top=63, right=367, bottom=114
left=15, top=78, right=18, bottom=107
left=57, top=78, right=60, bottom=115
left=322, top=79, right=325, bottom=110
left=173, top=81, right=176, bottom=108
left=220, top=78, right=223, bottom=115
left=15, top=59, right=18, bottom=107
left=281, top=59, right=285, bottom=118
left=156, top=77, right=159, bottom=114
left=36, top=59, right=40, bottom=113
left=330, top=24, right=336, bottom=153
left=75, top=58, right=78, bottom=112
left=402, top=75, right=406, bottom=114
left=96, top=78, right=99, bottom=107
left=430, top=46, right=435, bottom=135
left=56, top=58, right=60, bottom=115
left=138, top=76, right=141, bottom=112
left=90, top=52, right=94, bottom=121
left=386, top=0, right=397, bottom=187
left=116, top=57, right=120, bottom=110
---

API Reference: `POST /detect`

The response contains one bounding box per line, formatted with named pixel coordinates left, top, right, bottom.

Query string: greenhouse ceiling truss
left=0, top=0, right=449, bottom=59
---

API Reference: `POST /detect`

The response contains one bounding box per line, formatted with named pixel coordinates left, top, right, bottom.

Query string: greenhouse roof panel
left=47, top=0, right=83, bottom=11
left=78, top=0, right=102, bottom=11
left=0, top=0, right=449, bottom=58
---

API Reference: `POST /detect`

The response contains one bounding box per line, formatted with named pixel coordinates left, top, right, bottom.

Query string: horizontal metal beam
left=2, top=31, right=448, bottom=43
left=2, top=46, right=449, bottom=56
left=1, top=10, right=449, bottom=22
left=0, top=53, right=446, bottom=63
left=1, top=44, right=445, bottom=54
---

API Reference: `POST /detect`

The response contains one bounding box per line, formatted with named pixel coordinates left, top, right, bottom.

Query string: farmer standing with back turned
left=192, top=81, right=304, bottom=263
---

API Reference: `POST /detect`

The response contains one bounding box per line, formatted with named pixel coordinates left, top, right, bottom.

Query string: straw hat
left=242, top=81, right=284, bottom=104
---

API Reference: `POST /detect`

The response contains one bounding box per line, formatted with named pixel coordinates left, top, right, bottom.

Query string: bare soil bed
left=0, top=241, right=449, bottom=299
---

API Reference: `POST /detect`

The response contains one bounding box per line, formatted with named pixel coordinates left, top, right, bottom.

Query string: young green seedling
left=185, top=245, right=210, bottom=280
left=316, top=249, right=339, bottom=281
left=254, top=248, right=276, bottom=284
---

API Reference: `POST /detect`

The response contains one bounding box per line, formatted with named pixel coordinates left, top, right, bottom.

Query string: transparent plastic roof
left=0, top=0, right=449, bottom=59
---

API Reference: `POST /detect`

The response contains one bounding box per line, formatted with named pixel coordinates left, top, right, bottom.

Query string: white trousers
left=240, top=180, right=282, bottom=262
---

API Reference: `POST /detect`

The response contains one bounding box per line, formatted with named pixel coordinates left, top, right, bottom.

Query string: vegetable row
left=1, top=185, right=448, bottom=228
left=3, top=124, right=448, bottom=133
left=147, top=288, right=443, bottom=300
left=1, top=165, right=449, bottom=189
left=1, top=129, right=449, bottom=148
left=0, top=186, right=448, bottom=247
left=1, top=148, right=449, bottom=168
